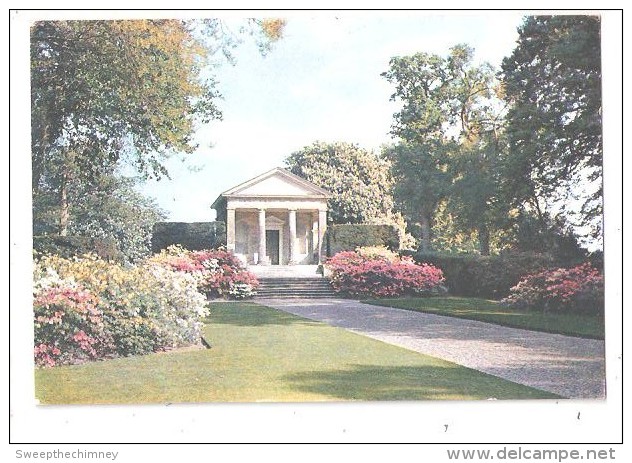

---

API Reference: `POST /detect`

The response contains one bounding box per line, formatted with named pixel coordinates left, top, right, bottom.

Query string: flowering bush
left=326, top=249, right=445, bottom=298
left=148, top=245, right=259, bottom=299
left=33, top=268, right=113, bottom=367
left=501, top=263, right=604, bottom=314
left=33, top=253, right=209, bottom=367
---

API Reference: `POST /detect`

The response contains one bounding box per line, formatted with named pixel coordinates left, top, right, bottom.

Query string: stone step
left=256, top=277, right=336, bottom=299
left=258, top=278, right=331, bottom=285
left=257, top=292, right=337, bottom=299
left=249, top=265, right=323, bottom=279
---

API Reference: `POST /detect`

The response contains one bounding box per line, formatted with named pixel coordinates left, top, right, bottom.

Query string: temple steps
left=248, top=264, right=323, bottom=279
left=255, top=277, right=337, bottom=299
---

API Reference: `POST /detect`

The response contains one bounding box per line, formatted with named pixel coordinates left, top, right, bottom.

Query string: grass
left=364, top=296, right=604, bottom=340
left=34, top=302, right=559, bottom=404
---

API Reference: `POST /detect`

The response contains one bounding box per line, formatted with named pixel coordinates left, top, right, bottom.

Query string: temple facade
left=211, top=168, right=331, bottom=265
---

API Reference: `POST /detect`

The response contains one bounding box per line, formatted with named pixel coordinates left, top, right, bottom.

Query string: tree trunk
left=419, top=214, right=432, bottom=253
left=58, top=170, right=70, bottom=236
left=478, top=223, right=490, bottom=256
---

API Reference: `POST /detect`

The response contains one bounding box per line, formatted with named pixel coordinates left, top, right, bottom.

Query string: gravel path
left=258, top=298, right=606, bottom=399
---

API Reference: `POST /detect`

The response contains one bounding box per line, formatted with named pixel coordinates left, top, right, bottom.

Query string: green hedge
left=402, top=251, right=556, bottom=299
left=151, top=221, right=226, bottom=253
left=325, top=224, right=400, bottom=256
left=33, top=235, right=122, bottom=261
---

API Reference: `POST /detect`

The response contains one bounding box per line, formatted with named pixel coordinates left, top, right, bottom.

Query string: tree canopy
left=31, top=20, right=221, bottom=187
left=31, top=18, right=284, bottom=238
left=382, top=45, right=508, bottom=254
left=501, top=15, right=602, bottom=245
left=285, top=141, right=396, bottom=225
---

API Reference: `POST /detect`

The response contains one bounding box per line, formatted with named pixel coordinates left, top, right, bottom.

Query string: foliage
left=67, top=174, right=167, bottom=263
left=31, top=20, right=220, bottom=235
left=355, top=245, right=400, bottom=262
left=501, top=15, right=603, bottom=246
left=147, top=245, right=259, bottom=299
left=285, top=141, right=397, bottom=225
left=31, top=19, right=221, bottom=184
left=428, top=200, right=513, bottom=255
left=151, top=221, right=226, bottom=253
left=33, top=272, right=111, bottom=367
left=325, top=224, right=400, bottom=256
left=31, top=19, right=283, bottom=236
left=382, top=45, right=509, bottom=254
left=446, top=139, right=508, bottom=256
left=501, top=263, right=604, bottom=314
left=403, top=251, right=556, bottom=299
left=326, top=250, right=445, bottom=298
left=504, top=211, right=588, bottom=263
left=33, top=254, right=209, bottom=367
left=33, top=235, right=122, bottom=262
left=34, top=173, right=167, bottom=263
left=382, top=140, right=452, bottom=253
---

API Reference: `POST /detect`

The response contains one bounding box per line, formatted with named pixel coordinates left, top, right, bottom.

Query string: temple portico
left=212, top=168, right=331, bottom=266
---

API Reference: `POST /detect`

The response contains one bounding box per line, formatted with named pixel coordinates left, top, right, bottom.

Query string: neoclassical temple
left=212, top=168, right=331, bottom=265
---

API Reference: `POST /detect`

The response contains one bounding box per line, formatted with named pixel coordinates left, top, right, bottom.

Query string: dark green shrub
left=151, top=221, right=226, bottom=252
left=33, top=235, right=122, bottom=261
left=403, top=251, right=555, bottom=299
left=325, top=224, right=400, bottom=256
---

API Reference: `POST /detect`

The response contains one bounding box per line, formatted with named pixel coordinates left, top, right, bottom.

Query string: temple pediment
left=214, top=168, right=331, bottom=204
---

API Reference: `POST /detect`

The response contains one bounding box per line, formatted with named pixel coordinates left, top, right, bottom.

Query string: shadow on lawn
left=206, top=302, right=322, bottom=327
left=282, top=364, right=558, bottom=401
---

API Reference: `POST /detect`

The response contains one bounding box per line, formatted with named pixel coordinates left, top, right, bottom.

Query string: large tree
left=382, top=44, right=508, bottom=254
left=285, top=141, right=397, bottom=225
left=501, top=15, right=602, bottom=246
left=31, top=19, right=284, bottom=236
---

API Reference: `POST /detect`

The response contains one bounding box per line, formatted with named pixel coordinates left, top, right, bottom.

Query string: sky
left=138, top=12, right=526, bottom=222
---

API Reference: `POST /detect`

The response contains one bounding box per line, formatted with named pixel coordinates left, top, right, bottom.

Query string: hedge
left=325, top=224, right=400, bottom=256
left=151, top=221, right=226, bottom=253
left=402, top=251, right=556, bottom=299
left=33, top=235, right=122, bottom=261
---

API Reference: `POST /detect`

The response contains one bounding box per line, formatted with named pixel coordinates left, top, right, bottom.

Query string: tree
left=501, top=15, right=602, bottom=246
left=285, top=141, right=397, bottom=225
left=382, top=140, right=451, bottom=253
left=31, top=19, right=285, bottom=236
left=382, top=45, right=508, bottom=254
left=33, top=170, right=167, bottom=263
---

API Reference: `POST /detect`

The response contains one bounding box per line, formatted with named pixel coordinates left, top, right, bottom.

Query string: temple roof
left=211, top=167, right=331, bottom=209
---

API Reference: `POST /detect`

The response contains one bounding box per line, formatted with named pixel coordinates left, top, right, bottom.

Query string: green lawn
left=365, top=296, right=604, bottom=340
left=35, top=302, right=558, bottom=404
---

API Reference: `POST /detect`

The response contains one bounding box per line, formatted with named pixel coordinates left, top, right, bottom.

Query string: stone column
left=312, top=213, right=319, bottom=263
left=258, top=208, right=268, bottom=265
left=317, top=209, right=327, bottom=264
left=288, top=209, right=297, bottom=265
left=226, top=208, right=236, bottom=252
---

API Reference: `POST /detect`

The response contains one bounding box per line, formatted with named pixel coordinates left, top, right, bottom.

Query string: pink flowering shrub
left=149, top=246, right=259, bottom=299
left=326, top=249, right=445, bottom=298
left=501, top=263, right=604, bottom=314
left=33, top=269, right=114, bottom=367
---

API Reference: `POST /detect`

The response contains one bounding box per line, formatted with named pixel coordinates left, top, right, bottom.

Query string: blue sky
left=139, top=12, right=526, bottom=221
